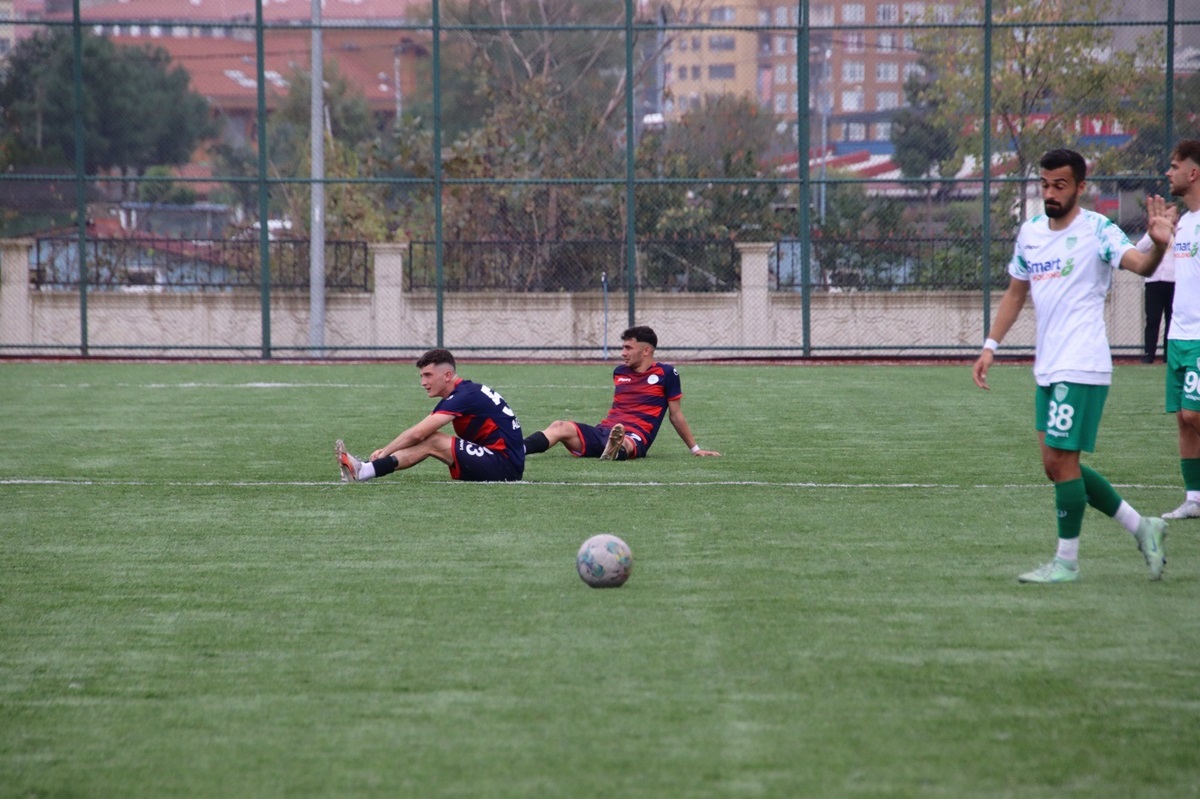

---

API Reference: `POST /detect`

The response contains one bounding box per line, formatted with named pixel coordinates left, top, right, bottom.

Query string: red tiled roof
left=110, top=28, right=425, bottom=113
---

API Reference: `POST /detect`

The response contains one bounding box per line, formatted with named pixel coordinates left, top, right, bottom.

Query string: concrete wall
left=1, top=237, right=1148, bottom=359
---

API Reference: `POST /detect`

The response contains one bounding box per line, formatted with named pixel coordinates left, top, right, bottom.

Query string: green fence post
left=255, top=0, right=272, bottom=358
left=71, top=0, right=88, bottom=356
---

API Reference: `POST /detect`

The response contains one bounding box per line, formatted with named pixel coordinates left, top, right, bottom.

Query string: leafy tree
left=912, top=0, right=1152, bottom=225
left=890, top=70, right=957, bottom=225
left=0, top=29, right=211, bottom=186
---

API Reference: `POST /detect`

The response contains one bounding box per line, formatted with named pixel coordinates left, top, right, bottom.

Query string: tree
left=912, top=0, right=1152, bottom=224
left=890, top=70, right=958, bottom=224
left=0, top=29, right=212, bottom=186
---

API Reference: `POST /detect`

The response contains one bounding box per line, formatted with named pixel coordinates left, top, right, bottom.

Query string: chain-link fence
left=0, top=1, right=1195, bottom=358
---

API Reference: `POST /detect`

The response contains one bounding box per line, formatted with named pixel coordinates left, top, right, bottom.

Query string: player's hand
left=693, top=448, right=721, bottom=457
left=973, top=350, right=994, bottom=390
left=1147, top=194, right=1179, bottom=247
left=370, top=448, right=386, bottom=460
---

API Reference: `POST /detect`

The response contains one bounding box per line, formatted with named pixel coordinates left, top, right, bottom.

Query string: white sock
left=1113, top=500, right=1142, bottom=535
left=1187, top=491, right=1200, bottom=503
left=1056, top=538, right=1080, bottom=562
left=358, top=461, right=376, bottom=480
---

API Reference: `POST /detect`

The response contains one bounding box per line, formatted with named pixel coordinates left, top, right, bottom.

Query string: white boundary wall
left=1, top=238, right=1146, bottom=359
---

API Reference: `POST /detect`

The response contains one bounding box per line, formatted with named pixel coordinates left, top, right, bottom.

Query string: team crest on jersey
left=1054, top=384, right=1068, bottom=402
left=1066, top=236, right=1077, bottom=250
left=648, top=374, right=659, bottom=385
left=1061, top=258, right=1075, bottom=276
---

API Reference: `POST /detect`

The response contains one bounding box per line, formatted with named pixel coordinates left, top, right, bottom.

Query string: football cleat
left=1162, top=499, right=1200, bottom=520
left=1135, top=516, right=1168, bottom=581
left=334, top=439, right=362, bottom=483
left=599, top=424, right=625, bottom=461
left=1017, top=557, right=1080, bottom=584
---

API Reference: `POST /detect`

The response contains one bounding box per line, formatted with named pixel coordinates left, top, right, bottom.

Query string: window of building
left=878, top=32, right=896, bottom=52
left=758, top=9, right=770, bottom=25
left=903, top=3, right=924, bottom=22
left=902, top=32, right=915, bottom=52
left=842, top=91, right=863, bottom=112
left=876, top=62, right=899, bottom=82
left=877, top=3, right=899, bottom=22
left=710, top=35, right=736, bottom=51
left=933, top=4, right=955, bottom=23
left=791, top=92, right=800, bottom=112
left=709, top=64, right=737, bottom=80
left=775, top=36, right=789, bottom=55
left=775, top=6, right=788, bottom=24
left=678, top=37, right=688, bottom=51
left=876, top=122, right=892, bottom=140
left=692, top=36, right=701, bottom=50
left=812, top=4, right=833, bottom=26
left=775, top=64, right=788, bottom=85
left=790, top=64, right=799, bottom=84
left=691, top=66, right=701, bottom=79
left=842, top=4, right=865, bottom=23
left=845, top=32, right=865, bottom=53
left=847, top=122, right=867, bottom=141
left=709, top=7, right=736, bottom=23
left=903, top=63, right=925, bottom=80
left=678, top=66, right=688, bottom=81
left=775, top=95, right=788, bottom=113
left=842, top=61, right=865, bottom=82
left=877, top=91, right=900, bottom=110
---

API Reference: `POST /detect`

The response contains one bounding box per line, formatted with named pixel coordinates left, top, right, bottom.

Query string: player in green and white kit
left=973, top=149, right=1176, bottom=583
left=1161, top=140, right=1200, bottom=520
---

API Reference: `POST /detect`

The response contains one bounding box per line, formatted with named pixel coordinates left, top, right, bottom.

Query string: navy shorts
left=569, top=422, right=648, bottom=459
left=449, top=438, right=524, bottom=482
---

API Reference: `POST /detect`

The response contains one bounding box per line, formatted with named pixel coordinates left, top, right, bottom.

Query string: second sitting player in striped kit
left=523, top=325, right=720, bottom=461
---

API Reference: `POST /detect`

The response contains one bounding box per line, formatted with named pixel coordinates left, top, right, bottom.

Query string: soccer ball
left=576, top=534, right=633, bottom=588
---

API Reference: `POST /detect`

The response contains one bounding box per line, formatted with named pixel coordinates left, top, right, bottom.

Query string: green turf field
left=2, top=361, right=1198, bottom=798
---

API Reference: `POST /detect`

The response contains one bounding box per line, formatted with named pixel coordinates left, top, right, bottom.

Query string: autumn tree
left=912, top=0, right=1154, bottom=224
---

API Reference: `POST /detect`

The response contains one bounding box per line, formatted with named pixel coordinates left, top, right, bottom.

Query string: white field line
left=0, top=478, right=1178, bottom=490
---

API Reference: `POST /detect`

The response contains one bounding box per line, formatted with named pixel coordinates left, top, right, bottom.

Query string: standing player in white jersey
left=1159, top=140, right=1200, bottom=520
left=972, top=148, right=1177, bottom=583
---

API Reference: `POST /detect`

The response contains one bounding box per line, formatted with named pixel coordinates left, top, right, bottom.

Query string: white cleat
left=335, top=439, right=363, bottom=483
left=1162, top=499, right=1200, bottom=520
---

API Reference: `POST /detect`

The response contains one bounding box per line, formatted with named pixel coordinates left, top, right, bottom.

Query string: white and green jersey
left=1169, top=209, right=1200, bottom=341
left=1008, top=208, right=1134, bottom=386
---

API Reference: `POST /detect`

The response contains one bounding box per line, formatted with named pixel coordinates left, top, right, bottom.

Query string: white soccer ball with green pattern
left=576, top=534, right=633, bottom=588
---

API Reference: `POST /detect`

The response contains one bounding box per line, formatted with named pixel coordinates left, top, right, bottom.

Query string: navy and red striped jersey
left=598, top=362, right=682, bottom=453
left=432, top=379, right=524, bottom=463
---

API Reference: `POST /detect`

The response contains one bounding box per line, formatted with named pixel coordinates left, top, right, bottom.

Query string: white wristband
left=691, top=444, right=701, bottom=454
left=983, top=338, right=999, bottom=352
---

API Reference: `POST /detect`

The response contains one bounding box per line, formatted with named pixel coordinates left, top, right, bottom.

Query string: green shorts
left=1034, top=382, right=1108, bottom=452
left=1165, top=339, right=1200, bottom=413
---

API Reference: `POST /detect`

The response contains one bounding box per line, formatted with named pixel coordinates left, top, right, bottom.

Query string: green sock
left=1055, top=478, right=1087, bottom=540
left=1182, top=458, right=1200, bottom=492
left=1080, top=464, right=1122, bottom=518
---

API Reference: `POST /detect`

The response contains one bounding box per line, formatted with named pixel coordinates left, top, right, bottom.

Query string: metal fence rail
left=31, top=238, right=370, bottom=292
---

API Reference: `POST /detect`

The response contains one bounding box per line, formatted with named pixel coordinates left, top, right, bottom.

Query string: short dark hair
left=1173, top=139, right=1200, bottom=167
left=416, top=348, right=456, bottom=370
left=621, top=325, right=657, bottom=348
left=1039, top=148, right=1087, bottom=184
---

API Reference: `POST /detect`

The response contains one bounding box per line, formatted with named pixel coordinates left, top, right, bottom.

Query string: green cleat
left=1135, top=517, right=1168, bottom=581
left=1018, top=557, right=1080, bottom=584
